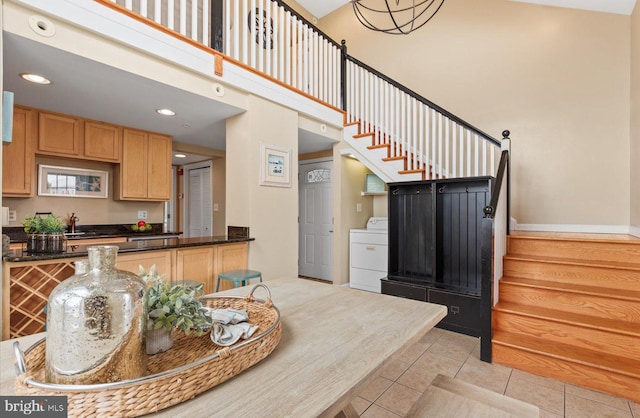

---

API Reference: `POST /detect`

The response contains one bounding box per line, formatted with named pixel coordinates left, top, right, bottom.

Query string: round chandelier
left=351, top=0, right=446, bottom=35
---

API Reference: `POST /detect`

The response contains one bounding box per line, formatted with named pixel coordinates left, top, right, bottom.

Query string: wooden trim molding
left=92, top=0, right=348, bottom=118
left=93, top=0, right=224, bottom=77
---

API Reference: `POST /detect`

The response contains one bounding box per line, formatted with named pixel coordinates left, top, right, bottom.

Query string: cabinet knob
left=366, top=246, right=375, bottom=251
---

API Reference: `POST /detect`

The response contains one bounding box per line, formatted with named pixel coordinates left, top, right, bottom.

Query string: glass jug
left=45, top=246, right=147, bottom=384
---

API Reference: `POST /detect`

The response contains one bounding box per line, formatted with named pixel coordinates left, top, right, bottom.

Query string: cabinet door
left=3, top=106, right=35, bottom=197
left=215, top=243, right=249, bottom=292
left=38, top=111, right=82, bottom=157
left=117, top=250, right=172, bottom=277
left=120, top=129, right=148, bottom=199
left=84, top=121, right=121, bottom=162
left=176, top=247, right=215, bottom=294
left=147, top=134, right=172, bottom=200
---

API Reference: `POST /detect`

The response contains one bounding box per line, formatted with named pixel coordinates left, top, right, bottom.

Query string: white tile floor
left=351, top=328, right=640, bottom=417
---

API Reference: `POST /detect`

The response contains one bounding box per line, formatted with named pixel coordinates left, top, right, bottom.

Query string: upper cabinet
left=83, top=121, right=121, bottom=162
left=37, top=110, right=121, bottom=163
left=2, top=106, right=36, bottom=197
left=115, top=128, right=172, bottom=201
left=38, top=111, right=82, bottom=157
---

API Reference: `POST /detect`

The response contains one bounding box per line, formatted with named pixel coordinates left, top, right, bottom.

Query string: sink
left=64, top=231, right=98, bottom=237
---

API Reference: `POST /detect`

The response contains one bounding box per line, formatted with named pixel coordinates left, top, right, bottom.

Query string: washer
left=349, top=217, right=388, bottom=293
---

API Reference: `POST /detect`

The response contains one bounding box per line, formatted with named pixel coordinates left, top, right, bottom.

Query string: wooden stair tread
left=504, top=254, right=640, bottom=271
left=367, top=144, right=389, bottom=150
left=493, top=330, right=640, bottom=378
left=353, top=132, right=374, bottom=139
left=494, top=302, right=640, bottom=337
left=500, top=277, right=640, bottom=301
left=509, top=231, right=640, bottom=246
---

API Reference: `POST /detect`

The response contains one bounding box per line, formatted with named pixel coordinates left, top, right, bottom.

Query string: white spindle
left=241, top=0, right=248, bottom=64
left=451, top=123, right=457, bottom=177
left=474, top=134, right=480, bottom=176
left=285, top=12, right=291, bottom=84
left=232, top=0, right=240, bottom=58
left=431, top=110, right=437, bottom=177
left=154, top=0, right=161, bottom=23
left=179, top=0, right=187, bottom=36
left=411, top=98, right=417, bottom=170
left=328, top=44, right=333, bottom=106
left=279, top=6, right=285, bottom=81
left=293, top=16, right=302, bottom=90
left=425, top=107, right=431, bottom=179
left=444, top=118, right=450, bottom=178
left=125, top=0, right=133, bottom=10
left=258, top=0, right=264, bottom=72
left=437, top=114, right=443, bottom=178
left=168, top=0, right=174, bottom=30
left=418, top=103, right=424, bottom=173
left=313, top=31, right=319, bottom=97
left=264, top=0, right=270, bottom=75
left=140, top=0, right=147, bottom=17
left=225, top=0, right=231, bottom=54
left=401, top=92, right=407, bottom=161
left=459, top=126, right=464, bottom=177
left=489, top=145, right=496, bottom=176
left=466, top=131, right=471, bottom=177
left=304, top=26, right=311, bottom=94
left=323, top=41, right=329, bottom=102
left=191, top=0, right=197, bottom=41
left=202, top=0, right=209, bottom=46
left=482, top=139, right=487, bottom=176
left=250, top=0, right=256, bottom=68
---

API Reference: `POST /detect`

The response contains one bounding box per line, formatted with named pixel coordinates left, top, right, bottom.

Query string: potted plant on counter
left=21, top=214, right=67, bottom=253
left=139, top=265, right=212, bottom=354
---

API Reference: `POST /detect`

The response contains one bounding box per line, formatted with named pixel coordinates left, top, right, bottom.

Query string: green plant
left=139, top=265, right=212, bottom=337
left=21, top=214, right=66, bottom=234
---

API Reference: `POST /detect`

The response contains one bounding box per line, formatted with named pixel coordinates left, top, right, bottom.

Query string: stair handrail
left=483, top=130, right=510, bottom=221
left=343, top=53, right=502, bottom=147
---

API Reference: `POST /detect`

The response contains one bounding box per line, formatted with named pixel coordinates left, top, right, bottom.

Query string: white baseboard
left=630, top=225, right=640, bottom=238
left=514, top=224, right=631, bottom=235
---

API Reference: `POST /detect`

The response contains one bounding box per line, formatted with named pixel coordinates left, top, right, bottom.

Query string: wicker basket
left=13, top=284, right=281, bottom=417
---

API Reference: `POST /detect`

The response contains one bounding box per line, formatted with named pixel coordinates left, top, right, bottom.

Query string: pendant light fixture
left=351, top=0, right=445, bottom=35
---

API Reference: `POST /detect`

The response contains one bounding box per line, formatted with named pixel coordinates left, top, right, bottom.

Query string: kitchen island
left=2, top=236, right=254, bottom=340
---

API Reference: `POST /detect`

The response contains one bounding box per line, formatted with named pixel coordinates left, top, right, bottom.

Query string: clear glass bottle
left=45, top=246, right=147, bottom=384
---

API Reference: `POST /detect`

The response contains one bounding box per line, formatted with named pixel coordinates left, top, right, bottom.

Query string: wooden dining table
left=0, top=277, right=447, bottom=417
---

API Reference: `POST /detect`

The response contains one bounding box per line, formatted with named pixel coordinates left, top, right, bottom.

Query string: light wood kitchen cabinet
left=37, top=111, right=83, bottom=157
left=2, top=106, right=35, bottom=197
left=115, top=129, right=171, bottom=201
left=215, top=243, right=249, bottom=291
left=117, top=249, right=173, bottom=277
left=176, top=247, right=215, bottom=293
left=83, top=121, right=121, bottom=162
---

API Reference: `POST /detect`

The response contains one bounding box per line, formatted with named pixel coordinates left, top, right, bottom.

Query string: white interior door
left=184, top=161, right=213, bottom=238
left=299, top=160, right=333, bottom=281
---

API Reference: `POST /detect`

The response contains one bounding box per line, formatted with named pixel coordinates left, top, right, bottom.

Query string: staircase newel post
left=211, top=0, right=224, bottom=53
left=340, top=39, right=348, bottom=111
left=502, top=130, right=511, bottom=235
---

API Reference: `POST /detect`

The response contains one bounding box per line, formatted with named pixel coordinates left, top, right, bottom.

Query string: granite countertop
left=3, top=236, right=255, bottom=262
left=3, top=223, right=178, bottom=243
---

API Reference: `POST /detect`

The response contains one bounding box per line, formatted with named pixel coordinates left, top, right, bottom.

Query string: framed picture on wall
left=38, top=165, right=109, bottom=198
left=259, top=143, right=291, bottom=188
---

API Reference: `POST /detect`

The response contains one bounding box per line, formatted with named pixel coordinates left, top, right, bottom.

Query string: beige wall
left=226, top=95, right=299, bottom=280
left=320, top=0, right=631, bottom=229
left=631, top=4, right=640, bottom=230
left=333, top=145, right=374, bottom=285
left=4, top=156, right=164, bottom=227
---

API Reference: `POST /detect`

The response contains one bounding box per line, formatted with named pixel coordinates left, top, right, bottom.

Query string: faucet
left=69, top=213, right=79, bottom=234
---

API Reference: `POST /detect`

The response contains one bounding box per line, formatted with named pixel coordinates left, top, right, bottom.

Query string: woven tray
left=13, top=284, right=281, bottom=417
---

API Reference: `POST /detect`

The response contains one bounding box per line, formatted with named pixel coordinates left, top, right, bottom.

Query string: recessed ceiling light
left=20, top=73, right=51, bottom=85
left=156, top=108, right=176, bottom=116
left=174, top=154, right=187, bottom=158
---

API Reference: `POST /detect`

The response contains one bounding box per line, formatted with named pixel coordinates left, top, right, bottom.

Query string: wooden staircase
left=492, top=233, right=640, bottom=403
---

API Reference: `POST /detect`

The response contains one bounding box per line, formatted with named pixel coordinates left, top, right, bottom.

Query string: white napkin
left=210, top=308, right=259, bottom=346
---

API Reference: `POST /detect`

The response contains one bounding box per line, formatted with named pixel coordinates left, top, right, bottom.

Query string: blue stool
left=216, top=269, right=262, bottom=292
